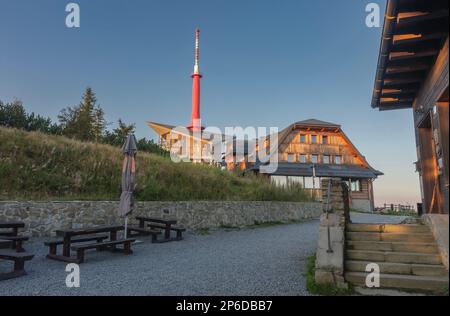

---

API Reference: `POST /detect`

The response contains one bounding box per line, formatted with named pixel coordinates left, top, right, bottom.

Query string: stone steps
left=345, top=272, right=448, bottom=294
left=346, top=232, right=435, bottom=243
left=344, top=223, right=449, bottom=294
left=345, top=260, right=448, bottom=277
left=346, top=240, right=439, bottom=253
left=346, top=249, right=442, bottom=265
left=347, top=223, right=430, bottom=234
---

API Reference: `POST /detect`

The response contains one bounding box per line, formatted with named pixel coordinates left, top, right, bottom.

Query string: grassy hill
left=0, top=126, right=310, bottom=202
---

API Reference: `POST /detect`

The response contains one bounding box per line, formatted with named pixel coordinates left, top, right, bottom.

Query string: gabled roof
left=251, top=119, right=382, bottom=177
left=294, top=119, right=341, bottom=128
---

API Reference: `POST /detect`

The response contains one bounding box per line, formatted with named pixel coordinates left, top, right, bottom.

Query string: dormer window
left=322, top=136, right=328, bottom=144
left=311, top=135, right=318, bottom=144
left=300, top=134, right=306, bottom=143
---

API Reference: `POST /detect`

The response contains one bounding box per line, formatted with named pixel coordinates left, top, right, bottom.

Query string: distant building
left=251, top=119, right=383, bottom=212
left=370, top=0, right=448, bottom=214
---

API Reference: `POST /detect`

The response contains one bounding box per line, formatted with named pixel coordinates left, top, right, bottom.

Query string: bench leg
left=96, top=238, right=106, bottom=251
left=14, top=259, right=25, bottom=272
left=15, top=240, right=25, bottom=253
left=123, top=242, right=132, bottom=255
left=76, top=249, right=85, bottom=264
left=49, top=244, right=57, bottom=255
left=176, top=231, right=183, bottom=240
left=151, top=233, right=158, bottom=243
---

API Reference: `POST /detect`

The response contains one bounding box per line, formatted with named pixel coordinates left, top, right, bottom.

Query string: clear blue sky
left=0, top=0, right=421, bottom=206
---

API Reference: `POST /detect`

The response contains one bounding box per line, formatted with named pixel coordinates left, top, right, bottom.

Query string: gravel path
left=0, top=220, right=319, bottom=296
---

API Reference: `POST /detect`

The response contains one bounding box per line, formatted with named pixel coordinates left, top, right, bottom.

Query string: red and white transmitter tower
left=188, top=28, right=203, bottom=131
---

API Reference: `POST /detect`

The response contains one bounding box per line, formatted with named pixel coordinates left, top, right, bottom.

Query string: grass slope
left=0, top=126, right=310, bottom=202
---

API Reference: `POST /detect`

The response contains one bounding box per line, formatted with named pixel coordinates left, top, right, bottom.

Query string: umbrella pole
left=124, top=216, right=128, bottom=239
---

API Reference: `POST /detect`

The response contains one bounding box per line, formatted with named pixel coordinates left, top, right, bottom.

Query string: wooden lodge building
left=251, top=119, right=383, bottom=212
left=371, top=0, right=449, bottom=214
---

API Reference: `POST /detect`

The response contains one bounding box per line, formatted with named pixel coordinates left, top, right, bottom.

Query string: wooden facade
left=371, top=0, right=449, bottom=214
left=252, top=119, right=382, bottom=212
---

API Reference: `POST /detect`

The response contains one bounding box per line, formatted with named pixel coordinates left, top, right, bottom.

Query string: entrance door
left=437, top=88, right=449, bottom=214
left=418, top=112, right=442, bottom=214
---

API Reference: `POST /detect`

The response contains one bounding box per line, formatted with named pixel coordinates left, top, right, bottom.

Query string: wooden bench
left=0, top=239, right=12, bottom=249
left=0, top=250, right=34, bottom=281
left=147, top=224, right=186, bottom=240
left=126, top=225, right=161, bottom=242
left=70, top=239, right=135, bottom=263
left=45, top=234, right=109, bottom=255
left=0, top=236, right=29, bottom=253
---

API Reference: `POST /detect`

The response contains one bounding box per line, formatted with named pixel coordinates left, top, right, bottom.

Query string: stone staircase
left=345, top=223, right=449, bottom=295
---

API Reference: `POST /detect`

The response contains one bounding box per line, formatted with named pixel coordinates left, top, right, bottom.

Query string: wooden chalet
left=251, top=119, right=383, bottom=212
left=371, top=0, right=449, bottom=214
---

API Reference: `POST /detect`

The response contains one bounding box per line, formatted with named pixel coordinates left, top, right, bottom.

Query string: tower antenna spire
left=194, top=27, right=200, bottom=74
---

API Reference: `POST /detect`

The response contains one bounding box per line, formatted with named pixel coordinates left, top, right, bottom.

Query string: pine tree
left=92, top=106, right=107, bottom=143
left=59, top=87, right=105, bottom=141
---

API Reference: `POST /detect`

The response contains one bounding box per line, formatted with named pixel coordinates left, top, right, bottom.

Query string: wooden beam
left=397, top=10, right=449, bottom=26
left=389, top=49, right=438, bottom=61
left=381, top=88, right=417, bottom=98
left=380, top=97, right=415, bottom=104
left=393, top=32, right=447, bottom=46
left=385, top=62, right=430, bottom=74
left=383, top=77, right=423, bottom=87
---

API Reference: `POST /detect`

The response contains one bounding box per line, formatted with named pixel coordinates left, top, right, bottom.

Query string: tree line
left=0, top=87, right=168, bottom=156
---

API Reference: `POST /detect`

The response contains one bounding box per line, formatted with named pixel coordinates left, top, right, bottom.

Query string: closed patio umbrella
left=118, top=134, right=138, bottom=239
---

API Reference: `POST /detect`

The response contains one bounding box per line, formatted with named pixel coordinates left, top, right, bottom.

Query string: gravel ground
left=0, top=220, right=319, bottom=296
left=350, top=212, right=411, bottom=224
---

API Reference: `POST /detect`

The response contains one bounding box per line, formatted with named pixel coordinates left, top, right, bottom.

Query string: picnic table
left=46, top=225, right=134, bottom=263
left=0, top=221, right=25, bottom=237
left=0, top=221, right=28, bottom=252
left=136, top=217, right=185, bottom=242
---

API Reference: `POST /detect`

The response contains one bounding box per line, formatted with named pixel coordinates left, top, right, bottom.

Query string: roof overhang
left=371, top=0, right=449, bottom=111
left=253, top=163, right=383, bottom=179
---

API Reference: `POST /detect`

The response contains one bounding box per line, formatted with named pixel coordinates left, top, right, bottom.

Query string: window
left=350, top=180, right=361, bottom=192
left=311, top=154, right=318, bottom=164
left=323, top=155, right=330, bottom=164
left=311, top=135, right=318, bottom=144
left=287, top=154, right=295, bottom=163
left=322, top=136, right=328, bottom=144
left=299, top=154, right=306, bottom=163
left=335, top=155, right=342, bottom=164
left=300, top=134, right=306, bottom=143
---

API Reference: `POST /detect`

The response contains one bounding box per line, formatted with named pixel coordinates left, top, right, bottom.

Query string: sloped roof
left=294, top=119, right=341, bottom=128
left=253, top=162, right=383, bottom=179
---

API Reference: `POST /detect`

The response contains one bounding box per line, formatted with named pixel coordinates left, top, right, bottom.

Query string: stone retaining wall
left=0, top=201, right=322, bottom=237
